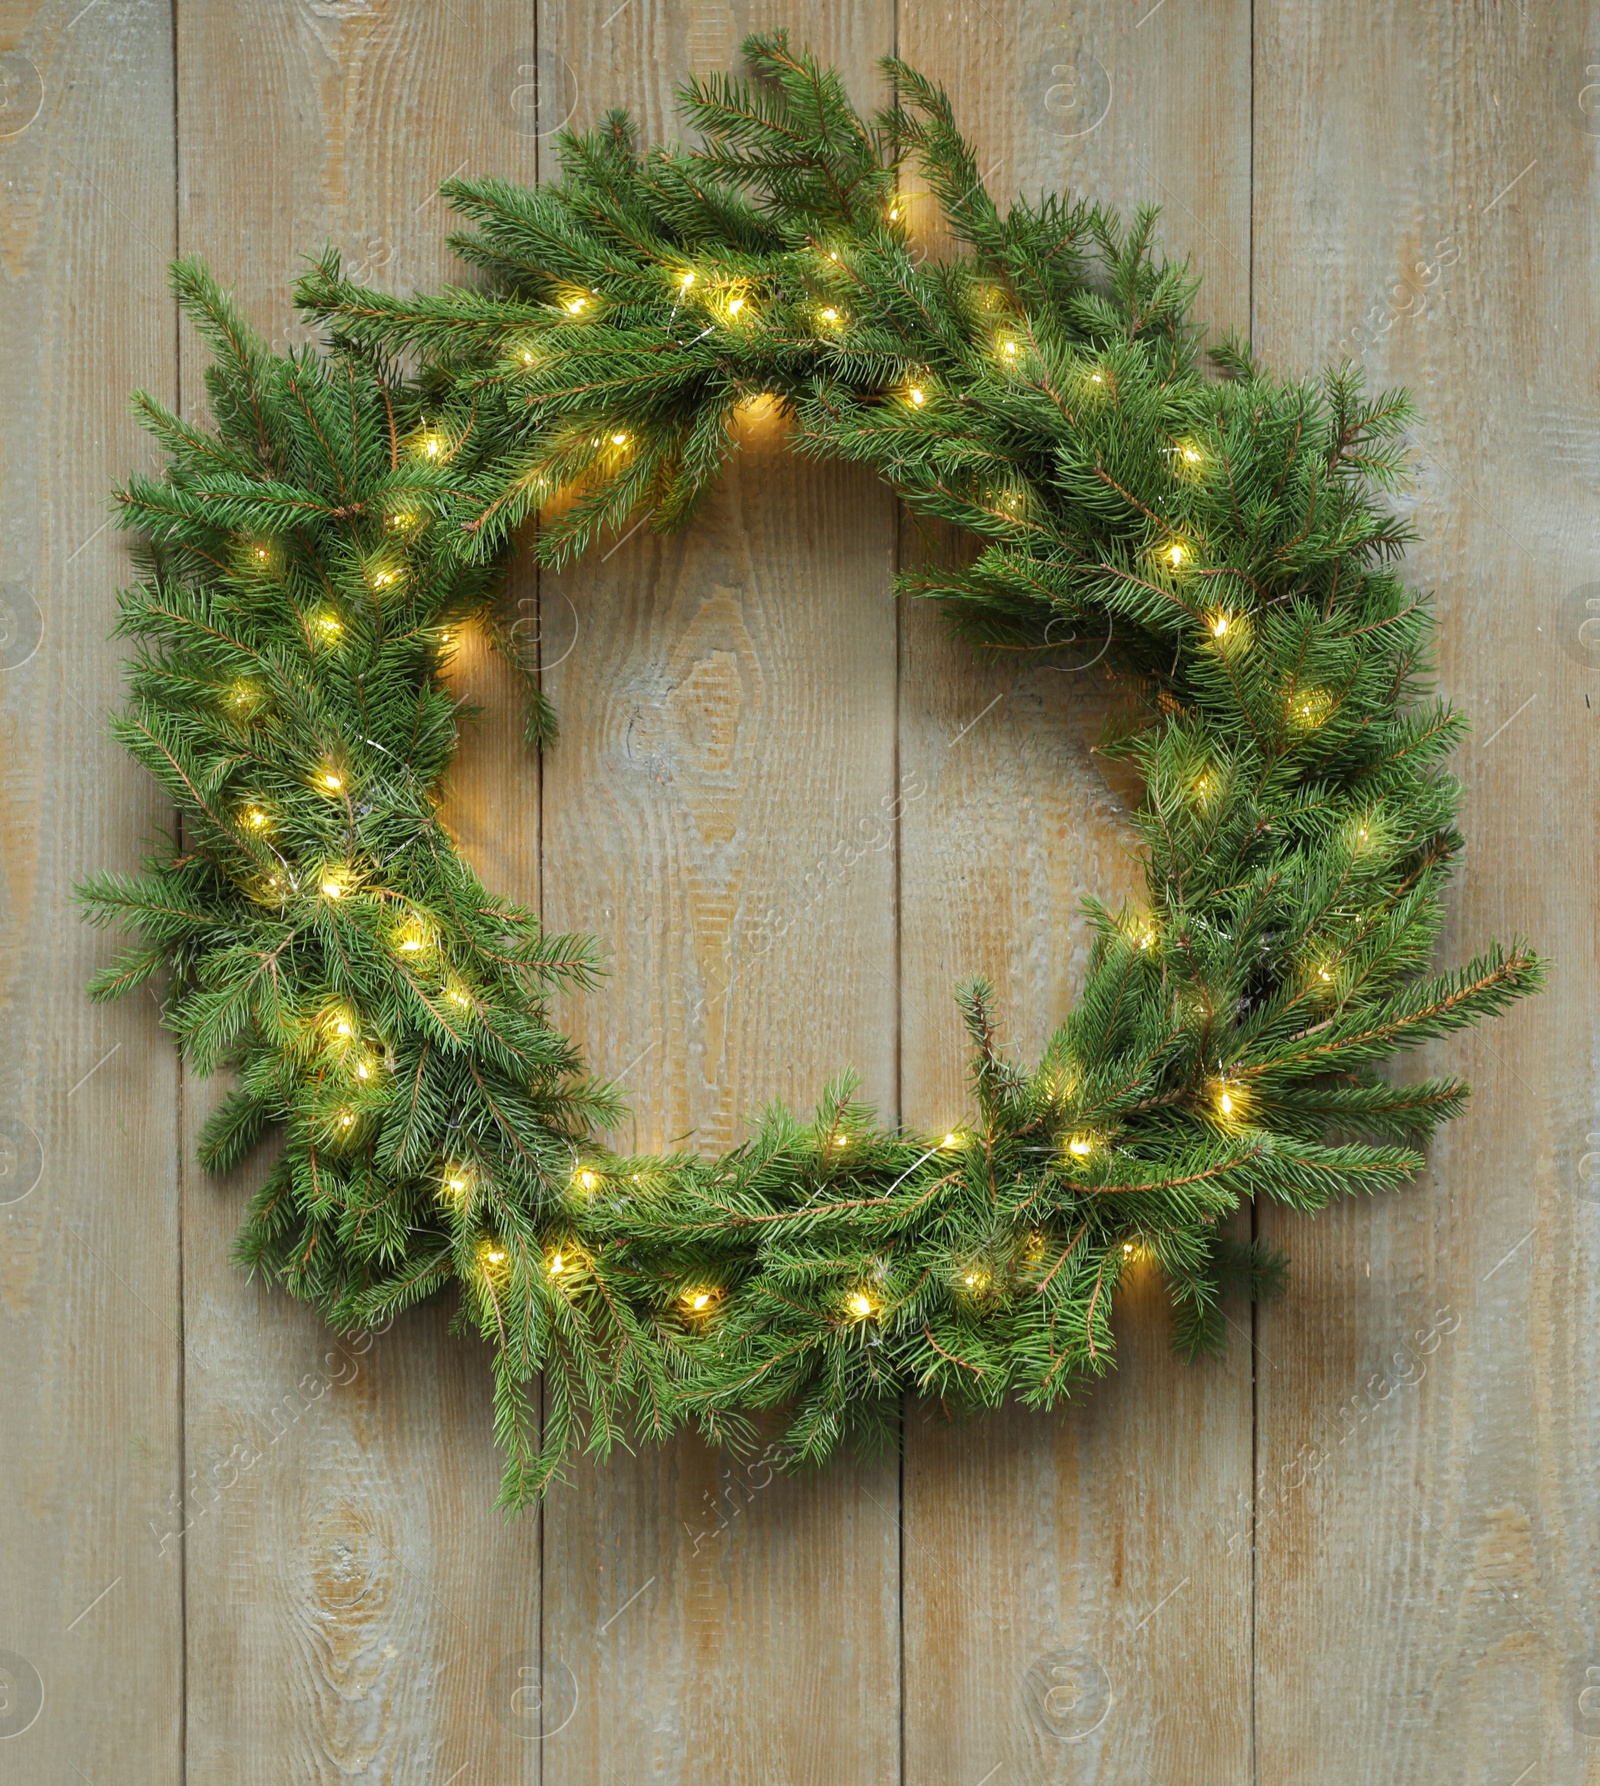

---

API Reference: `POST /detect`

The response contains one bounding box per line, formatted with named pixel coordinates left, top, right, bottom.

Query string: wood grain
left=1253, top=4, right=1600, bottom=1781
left=14, top=4, right=1595, bottom=1775
left=894, top=4, right=1258, bottom=1780
left=174, top=5, right=543, bottom=1779
left=534, top=6, right=903, bottom=1781
left=0, top=2, right=181, bottom=1781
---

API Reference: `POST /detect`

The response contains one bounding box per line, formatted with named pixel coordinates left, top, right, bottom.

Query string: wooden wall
left=2, top=1, right=1596, bottom=1780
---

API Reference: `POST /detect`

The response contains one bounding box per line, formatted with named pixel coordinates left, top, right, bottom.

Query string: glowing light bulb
left=486, top=1248, right=506, bottom=1265
left=1318, top=966, right=1332, bottom=982
left=577, top=1169, right=599, bottom=1193
left=1183, top=446, right=1202, bottom=463
left=821, top=307, right=838, bottom=322
left=253, top=545, right=269, bottom=563
left=1139, top=931, right=1155, bottom=950
left=334, top=1019, right=352, bottom=1038
left=680, top=270, right=695, bottom=288
left=910, top=387, right=926, bottom=405
left=339, top=1112, right=354, bottom=1128
left=447, top=1176, right=466, bottom=1195
left=689, top=1291, right=711, bottom=1312
left=833, top=1131, right=849, bottom=1149
left=888, top=206, right=899, bottom=220
left=1091, top=373, right=1104, bottom=384
left=566, top=297, right=587, bottom=313
left=1002, top=340, right=1017, bottom=357
left=401, top=938, right=421, bottom=952
left=1211, top=614, right=1230, bottom=637
left=521, top=350, right=535, bottom=365
left=317, top=614, right=342, bottom=637
left=942, top=1132, right=961, bottom=1149
left=1358, top=827, right=1369, bottom=841
left=1123, top=1241, right=1135, bottom=1257
left=356, top=1063, right=369, bottom=1080
left=828, top=250, right=839, bottom=260
left=610, top=432, right=628, bottom=446
left=247, top=809, right=266, bottom=828
left=548, top=1250, right=565, bottom=1275
left=1167, top=543, right=1186, bottom=568
left=1218, top=1089, right=1235, bottom=1116
left=423, top=435, right=441, bottom=458
left=386, top=512, right=416, bottom=531
left=1067, top=1135, right=1094, bottom=1157
left=728, top=296, right=745, bottom=316
left=848, top=1292, right=873, bottom=1319
left=321, top=879, right=343, bottom=899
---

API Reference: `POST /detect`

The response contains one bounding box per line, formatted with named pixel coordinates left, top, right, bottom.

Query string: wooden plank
left=174, top=5, right=545, bottom=1779
left=534, top=7, right=904, bottom=1781
left=894, top=4, right=1258, bottom=1779
left=0, top=2, right=181, bottom=1781
left=1252, top=4, right=1600, bottom=1778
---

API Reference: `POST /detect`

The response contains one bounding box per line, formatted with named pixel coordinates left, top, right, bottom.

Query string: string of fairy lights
left=85, top=38, right=1536, bottom=1503
left=204, top=305, right=1367, bottom=1343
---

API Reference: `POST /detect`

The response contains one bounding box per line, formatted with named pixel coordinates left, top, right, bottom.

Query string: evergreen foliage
left=86, top=36, right=1540, bottom=1507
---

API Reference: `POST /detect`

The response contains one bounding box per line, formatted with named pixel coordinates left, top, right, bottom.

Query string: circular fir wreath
left=84, top=36, right=1540, bottom=1507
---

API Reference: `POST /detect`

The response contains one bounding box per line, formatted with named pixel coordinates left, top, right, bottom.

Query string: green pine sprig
left=86, top=34, right=1541, bottom=1508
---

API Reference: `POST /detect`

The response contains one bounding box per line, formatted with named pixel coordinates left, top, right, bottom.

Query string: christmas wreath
left=84, top=37, right=1540, bottom=1507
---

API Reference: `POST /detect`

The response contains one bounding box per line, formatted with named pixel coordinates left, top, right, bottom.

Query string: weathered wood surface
left=0, top=4, right=181, bottom=1784
left=536, top=10, right=903, bottom=1781
left=1253, top=6, right=1600, bottom=1783
left=173, top=6, right=542, bottom=1782
left=893, top=6, right=1257, bottom=1783
left=5, top=1, right=1595, bottom=1780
